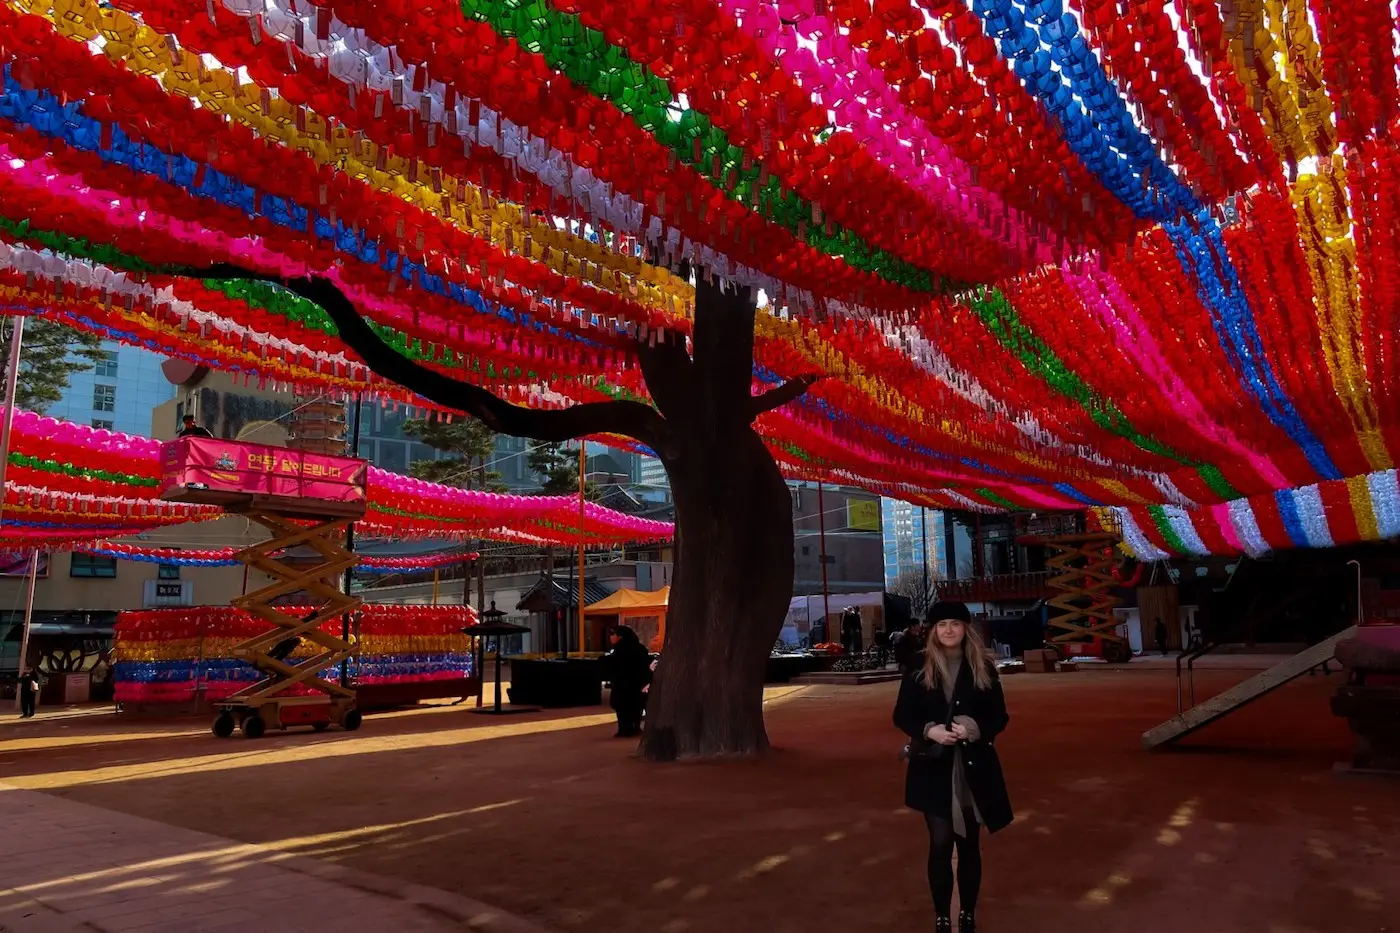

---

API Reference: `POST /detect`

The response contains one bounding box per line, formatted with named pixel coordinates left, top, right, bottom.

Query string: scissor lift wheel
left=212, top=695, right=361, bottom=739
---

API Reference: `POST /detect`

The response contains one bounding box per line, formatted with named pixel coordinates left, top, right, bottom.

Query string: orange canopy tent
left=587, top=586, right=669, bottom=651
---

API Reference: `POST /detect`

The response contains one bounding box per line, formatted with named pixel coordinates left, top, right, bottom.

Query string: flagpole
left=0, top=316, right=27, bottom=524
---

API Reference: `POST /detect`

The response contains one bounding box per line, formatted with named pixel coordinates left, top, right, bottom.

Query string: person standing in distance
left=18, top=668, right=40, bottom=718
left=602, top=625, right=652, bottom=738
left=893, top=601, right=1012, bottom=933
left=178, top=415, right=213, bottom=438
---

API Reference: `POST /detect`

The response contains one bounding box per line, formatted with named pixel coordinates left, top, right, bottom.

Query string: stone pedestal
left=1332, top=634, right=1400, bottom=775
left=1331, top=685, right=1400, bottom=773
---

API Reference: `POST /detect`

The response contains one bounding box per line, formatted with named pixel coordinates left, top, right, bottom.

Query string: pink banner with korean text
left=159, top=438, right=367, bottom=505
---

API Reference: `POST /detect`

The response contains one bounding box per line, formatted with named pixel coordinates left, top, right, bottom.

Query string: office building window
left=95, top=351, right=118, bottom=378
left=92, top=384, right=116, bottom=412
left=70, top=554, right=117, bottom=578
left=91, top=419, right=114, bottom=431
left=381, top=406, right=405, bottom=437
left=378, top=441, right=408, bottom=473
left=157, top=563, right=181, bottom=580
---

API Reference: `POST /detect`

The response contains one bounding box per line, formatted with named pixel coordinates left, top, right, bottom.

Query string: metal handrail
left=1175, top=637, right=1215, bottom=714
left=1175, top=558, right=1254, bottom=713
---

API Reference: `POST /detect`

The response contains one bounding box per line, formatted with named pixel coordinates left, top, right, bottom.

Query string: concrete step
left=1142, top=627, right=1356, bottom=750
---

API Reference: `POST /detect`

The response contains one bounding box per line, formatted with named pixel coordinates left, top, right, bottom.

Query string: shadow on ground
left=3, top=673, right=1396, bottom=933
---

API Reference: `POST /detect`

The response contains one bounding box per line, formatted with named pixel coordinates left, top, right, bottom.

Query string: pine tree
left=527, top=441, right=599, bottom=498
left=402, top=414, right=505, bottom=610
left=402, top=415, right=506, bottom=492
left=0, top=319, right=106, bottom=412
left=525, top=441, right=602, bottom=586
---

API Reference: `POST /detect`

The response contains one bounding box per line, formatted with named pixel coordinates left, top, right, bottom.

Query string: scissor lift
left=158, top=437, right=368, bottom=738
left=1043, top=532, right=1132, bottom=663
left=213, top=506, right=362, bottom=738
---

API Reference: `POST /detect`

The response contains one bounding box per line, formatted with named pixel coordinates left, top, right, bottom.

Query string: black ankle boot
left=958, top=910, right=976, bottom=932
left=936, top=918, right=952, bottom=933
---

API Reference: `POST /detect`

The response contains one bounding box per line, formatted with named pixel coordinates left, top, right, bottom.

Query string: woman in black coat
left=603, top=625, right=652, bottom=738
left=893, top=601, right=1012, bottom=933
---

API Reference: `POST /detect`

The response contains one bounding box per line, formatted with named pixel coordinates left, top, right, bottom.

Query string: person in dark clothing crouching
left=603, top=625, right=652, bottom=738
left=893, top=601, right=1012, bottom=933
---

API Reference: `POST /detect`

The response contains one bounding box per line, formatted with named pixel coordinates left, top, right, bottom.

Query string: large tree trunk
left=639, top=426, right=793, bottom=759
left=630, top=277, right=803, bottom=760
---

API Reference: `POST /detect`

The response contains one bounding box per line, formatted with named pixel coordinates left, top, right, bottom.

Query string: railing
left=936, top=571, right=1053, bottom=602
left=1177, top=557, right=1250, bottom=712
left=1175, top=632, right=1213, bottom=714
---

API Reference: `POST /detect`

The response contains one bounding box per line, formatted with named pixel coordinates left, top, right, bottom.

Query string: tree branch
left=166, top=264, right=667, bottom=446
left=633, top=330, right=693, bottom=421
left=751, top=375, right=825, bottom=418
left=691, top=276, right=756, bottom=408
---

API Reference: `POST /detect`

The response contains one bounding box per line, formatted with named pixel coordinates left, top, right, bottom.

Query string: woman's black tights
left=925, top=810, right=982, bottom=919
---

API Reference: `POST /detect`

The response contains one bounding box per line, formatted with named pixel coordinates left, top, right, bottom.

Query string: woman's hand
left=924, top=724, right=958, bottom=745
left=951, top=715, right=981, bottom=742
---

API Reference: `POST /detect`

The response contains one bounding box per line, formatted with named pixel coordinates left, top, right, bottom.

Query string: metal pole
left=475, top=634, right=484, bottom=708
left=974, top=512, right=984, bottom=579
left=12, top=549, right=38, bottom=713
left=576, top=441, right=587, bottom=657
left=2, top=318, right=26, bottom=710
left=432, top=568, right=440, bottom=606
left=493, top=636, right=503, bottom=713
left=920, top=506, right=929, bottom=614
left=817, top=482, right=830, bottom=640
left=464, top=552, right=473, bottom=609
left=339, top=392, right=363, bottom=687
left=0, top=316, right=27, bottom=525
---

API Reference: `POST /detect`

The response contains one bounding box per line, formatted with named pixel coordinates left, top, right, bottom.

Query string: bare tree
left=171, top=264, right=820, bottom=760
left=889, top=568, right=936, bottom=620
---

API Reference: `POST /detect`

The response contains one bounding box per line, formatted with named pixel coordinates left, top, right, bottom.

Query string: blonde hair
left=919, top=621, right=994, bottom=692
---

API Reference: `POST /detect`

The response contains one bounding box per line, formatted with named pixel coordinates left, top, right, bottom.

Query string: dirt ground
left=2, top=671, right=1397, bottom=933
